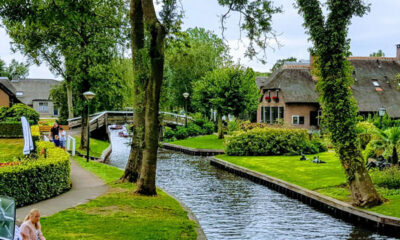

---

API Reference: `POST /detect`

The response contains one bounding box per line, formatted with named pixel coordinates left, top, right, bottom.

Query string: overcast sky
left=0, top=0, right=399, bottom=79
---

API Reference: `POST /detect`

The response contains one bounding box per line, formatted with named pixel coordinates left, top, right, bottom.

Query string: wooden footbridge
left=67, top=111, right=192, bottom=133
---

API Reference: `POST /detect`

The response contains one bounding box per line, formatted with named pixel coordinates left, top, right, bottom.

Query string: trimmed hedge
left=0, top=141, right=71, bottom=207
left=0, top=122, right=23, bottom=137
left=226, top=127, right=325, bottom=156
left=0, top=104, right=40, bottom=124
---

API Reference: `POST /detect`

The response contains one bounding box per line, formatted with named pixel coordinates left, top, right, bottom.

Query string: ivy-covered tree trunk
left=66, top=80, right=74, bottom=119
left=393, top=146, right=398, bottom=165
left=297, top=0, right=383, bottom=207
left=122, top=0, right=146, bottom=183
left=80, top=103, right=89, bottom=150
left=217, top=112, right=224, bottom=139
left=135, top=0, right=166, bottom=195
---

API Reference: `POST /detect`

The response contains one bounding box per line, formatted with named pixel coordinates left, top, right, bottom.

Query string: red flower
left=272, top=96, right=278, bottom=99
left=0, top=162, right=21, bottom=168
left=265, top=96, right=270, bottom=100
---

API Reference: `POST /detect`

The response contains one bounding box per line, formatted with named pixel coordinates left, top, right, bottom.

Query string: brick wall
left=0, top=89, right=10, bottom=107
left=284, top=103, right=319, bottom=130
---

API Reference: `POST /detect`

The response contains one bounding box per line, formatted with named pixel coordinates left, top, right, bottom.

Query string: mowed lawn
left=0, top=138, right=24, bottom=163
left=41, top=156, right=198, bottom=240
left=218, top=152, right=400, bottom=218
left=170, top=134, right=225, bottom=150
left=75, top=137, right=110, bottom=157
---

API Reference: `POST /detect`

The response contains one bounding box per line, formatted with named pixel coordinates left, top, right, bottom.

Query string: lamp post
left=83, top=91, right=96, bottom=162
left=183, top=92, right=189, bottom=127
left=378, top=107, right=386, bottom=128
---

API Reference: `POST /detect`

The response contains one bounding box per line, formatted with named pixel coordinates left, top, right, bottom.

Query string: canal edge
left=161, top=143, right=224, bottom=156
left=160, top=188, right=207, bottom=240
left=210, top=156, right=400, bottom=236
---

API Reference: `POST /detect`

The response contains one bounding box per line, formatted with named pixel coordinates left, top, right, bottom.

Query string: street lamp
left=183, top=92, right=189, bottom=127
left=378, top=107, right=386, bottom=128
left=83, top=91, right=96, bottom=162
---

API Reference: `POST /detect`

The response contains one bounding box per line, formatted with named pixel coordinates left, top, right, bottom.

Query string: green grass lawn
left=41, top=156, right=198, bottom=240
left=218, top=152, right=400, bottom=218
left=75, top=137, right=110, bottom=157
left=170, top=134, right=225, bottom=150
left=0, top=138, right=24, bottom=163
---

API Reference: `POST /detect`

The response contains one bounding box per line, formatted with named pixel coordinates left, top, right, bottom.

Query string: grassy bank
left=170, top=134, right=225, bottom=150
left=0, top=138, right=24, bottom=163
left=41, top=156, right=198, bottom=239
left=75, top=137, right=110, bottom=157
left=217, top=152, right=400, bottom=218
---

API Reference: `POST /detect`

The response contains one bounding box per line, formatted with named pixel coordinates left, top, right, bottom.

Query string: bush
left=228, top=120, right=239, bottom=134
left=186, top=123, right=204, bottom=136
left=355, top=121, right=379, bottom=149
left=174, top=126, right=189, bottom=140
left=0, top=104, right=40, bottom=124
left=370, top=167, right=400, bottom=189
left=311, top=138, right=328, bottom=152
left=0, top=141, right=71, bottom=207
left=226, top=127, right=321, bottom=156
left=163, top=127, right=175, bottom=140
left=202, top=122, right=214, bottom=135
left=0, top=122, right=23, bottom=137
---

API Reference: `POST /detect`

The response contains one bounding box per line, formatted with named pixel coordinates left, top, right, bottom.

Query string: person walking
left=20, top=209, right=46, bottom=240
left=59, top=127, right=67, bottom=150
left=50, top=122, right=60, bottom=147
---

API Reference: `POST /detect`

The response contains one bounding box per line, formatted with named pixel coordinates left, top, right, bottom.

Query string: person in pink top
left=19, top=209, right=46, bottom=240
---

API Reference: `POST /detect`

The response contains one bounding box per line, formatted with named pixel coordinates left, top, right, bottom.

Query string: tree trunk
left=136, top=0, right=166, bottom=195
left=66, top=81, right=74, bottom=119
left=121, top=0, right=147, bottom=183
left=393, top=146, right=398, bottom=165
left=217, top=112, right=224, bottom=139
left=80, top=104, right=88, bottom=150
left=339, top=145, right=383, bottom=207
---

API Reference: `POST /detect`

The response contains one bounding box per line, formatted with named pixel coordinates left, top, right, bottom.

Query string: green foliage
left=161, top=27, right=230, bottom=111
left=186, top=123, right=204, bottom=136
left=370, top=167, right=400, bottom=189
left=369, top=50, right=385, bottom=57
left=174, top=126, right=189, bottom=140
left=163, top=127, right=176, bottom=140
left=270, top=57, right=297, bottom=73
left=0, top=58, right=29, bottom=80
left=367, top=113, right=399, bottom=130
left=355, top=121, right=380, bottom=149
left=227, top=120, right=240, bottom=134
left=0, top=141, right=70, bottom=207
left=192, top=65, right=259, bottom=119
left=0, top=104, right=39, bottom=124
left=0, top=122, right=22, bottom=137
left=226, top=127, right=324, bottom=156
left=171, top=134, right=225, bottom=150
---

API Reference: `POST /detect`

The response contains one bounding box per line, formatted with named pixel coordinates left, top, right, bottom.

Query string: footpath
left=16, top=157, right=108, bottom=220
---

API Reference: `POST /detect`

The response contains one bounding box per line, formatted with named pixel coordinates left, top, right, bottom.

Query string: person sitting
left=20, top=209, right=46, bottom=240
left=300, top=152, right=307, bottom=161
left=312, top=156, right=326, bottom=164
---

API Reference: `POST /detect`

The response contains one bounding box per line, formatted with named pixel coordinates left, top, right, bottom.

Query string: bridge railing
left=160, top=112, right=193, bottom=125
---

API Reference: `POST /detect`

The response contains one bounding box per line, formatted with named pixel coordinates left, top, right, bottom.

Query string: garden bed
left=41, top=156, right=199, bottom=240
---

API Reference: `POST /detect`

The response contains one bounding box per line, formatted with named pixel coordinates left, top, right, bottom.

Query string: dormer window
left=16, top=91, right=23, bottom=96
left=372, top=80, right=380, bottom=87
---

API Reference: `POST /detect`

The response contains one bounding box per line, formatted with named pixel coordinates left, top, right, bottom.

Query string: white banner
left=21, top=116, right=34, bottom=155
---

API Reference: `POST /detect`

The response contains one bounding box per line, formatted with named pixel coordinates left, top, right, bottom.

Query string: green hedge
left=226, top=127, right=325, bottom=156
left=0, top=104, right=40, bottom=124
left=0, top=122, right=23, bottom=137
left=0, top=141, right=71, bottom=207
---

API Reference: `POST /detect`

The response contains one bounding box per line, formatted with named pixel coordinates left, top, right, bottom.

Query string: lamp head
left=378, top=107, right=386, bottom=117
left=183, top=92, right=189, bottom=99
left=83, top=91, right=96, bottom=101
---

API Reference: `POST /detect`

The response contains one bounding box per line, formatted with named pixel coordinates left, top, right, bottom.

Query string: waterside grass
left=170, top=134, right=225, bottom=150
left=41, top=156, right=198, bottom=240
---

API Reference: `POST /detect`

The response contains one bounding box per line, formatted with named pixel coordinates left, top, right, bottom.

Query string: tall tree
left=192, top=66, right=259, bottom=139
left=122, top=0, right=280, bottom=195
left=297, top=0, right=383, bottom=206
left=0, top=58, right=29, bottom=80
left=0, top=0, right=128, bottom=149
left=161, top=27, right=230, bottom=112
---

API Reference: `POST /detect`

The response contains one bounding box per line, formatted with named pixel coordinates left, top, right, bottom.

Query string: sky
left=0, top=0, right=399, bottom=79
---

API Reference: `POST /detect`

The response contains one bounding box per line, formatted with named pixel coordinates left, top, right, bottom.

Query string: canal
left=107, top=128, right=395, bottom=240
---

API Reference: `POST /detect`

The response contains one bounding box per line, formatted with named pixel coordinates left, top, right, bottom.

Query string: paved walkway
left=16, top=158, right=108, bottom=221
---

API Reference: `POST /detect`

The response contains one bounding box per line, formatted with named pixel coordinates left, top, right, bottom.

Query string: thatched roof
left=11, top=78, right=61, bottom=105
left=0, top=77, right=16, bottom=96
left=260, top=59, right=400, bottom=117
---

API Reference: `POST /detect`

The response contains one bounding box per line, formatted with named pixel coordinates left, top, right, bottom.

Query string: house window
left=310, top=111, right=322, bottom=126
left=38, top=102, right=49, bottom=113
left=261, top=106, right=284, bottom=124
left=16, top=91, right=23, bottom=96
left=292, top=115, right=305, bottom=125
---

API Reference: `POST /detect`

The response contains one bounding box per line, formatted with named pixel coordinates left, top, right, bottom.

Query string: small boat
left=110, top=124, right=123, bottom=130
left=119, top=131, right=129, bottom=137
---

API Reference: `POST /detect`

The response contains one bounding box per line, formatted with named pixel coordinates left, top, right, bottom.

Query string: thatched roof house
left=0, top=77, right=20, bottom=107
left=257, top=45, right=400, bottom=130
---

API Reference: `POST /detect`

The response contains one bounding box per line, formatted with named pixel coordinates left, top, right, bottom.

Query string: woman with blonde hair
left=19, top=209, right=46, bottom=240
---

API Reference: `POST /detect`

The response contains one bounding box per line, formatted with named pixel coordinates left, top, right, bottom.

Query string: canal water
left=107, top=128, right=396, bottom=240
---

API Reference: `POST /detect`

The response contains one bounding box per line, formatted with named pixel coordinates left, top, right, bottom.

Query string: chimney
left=397, top=44, right=400, bottom=60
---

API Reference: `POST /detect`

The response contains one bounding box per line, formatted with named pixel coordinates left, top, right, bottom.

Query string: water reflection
left=107, top=129, right=396, bottom=240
